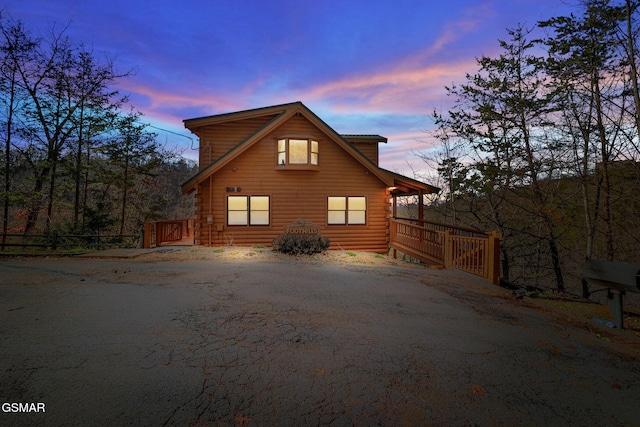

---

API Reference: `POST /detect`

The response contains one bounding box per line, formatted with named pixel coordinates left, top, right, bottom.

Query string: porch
left=386, top=175, right=500, bottom=285
left=143, top=219, right=194, bottom=248
left=389, top=217, right=501, bottom=285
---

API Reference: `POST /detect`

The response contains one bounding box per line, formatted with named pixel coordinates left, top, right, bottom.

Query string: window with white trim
left=327, top=196, right=366, bottom=225
left=277, top=138, right=319, bottom=166
left=227, top=195, right=270, bottom=226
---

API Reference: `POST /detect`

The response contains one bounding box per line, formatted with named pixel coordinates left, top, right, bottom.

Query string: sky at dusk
left=5, top=0, right=576, bottom=176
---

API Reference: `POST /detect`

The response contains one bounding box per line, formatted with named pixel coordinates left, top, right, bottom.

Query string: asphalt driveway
left=1, top=251, right=639, bottom=426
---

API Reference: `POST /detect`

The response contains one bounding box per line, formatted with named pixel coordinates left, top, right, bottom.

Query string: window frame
left=227, top=195, right=270, bottom=226
left=277, top=137, right=319, bottom=168
left=327, top=196, right=367, bottom=225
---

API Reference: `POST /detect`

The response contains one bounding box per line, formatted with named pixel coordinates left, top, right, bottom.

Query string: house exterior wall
left=192, top=115, right=279, bottom=168
left=342, top=138, right=379, bottom=165
left=193, top=114, right=392, bottom=252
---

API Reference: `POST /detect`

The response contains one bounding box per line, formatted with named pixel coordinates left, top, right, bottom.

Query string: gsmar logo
left=2, top=402, right=46, bottom=413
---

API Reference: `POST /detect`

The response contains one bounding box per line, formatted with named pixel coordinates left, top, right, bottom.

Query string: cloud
left=115, top=7, right=489, bottom=177
left=287, top=10, right=486, bottom=115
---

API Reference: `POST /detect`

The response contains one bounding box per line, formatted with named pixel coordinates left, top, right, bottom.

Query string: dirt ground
left=1, top=246, right=639, bottom=426
left=143, top=246, right=640, bottom=338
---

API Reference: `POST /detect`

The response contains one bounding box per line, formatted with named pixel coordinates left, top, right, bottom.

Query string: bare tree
left=0, top=17, right=34, bottom=245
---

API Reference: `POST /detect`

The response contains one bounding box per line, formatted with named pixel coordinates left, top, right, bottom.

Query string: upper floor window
left=278, top=138, right=318, bottom=166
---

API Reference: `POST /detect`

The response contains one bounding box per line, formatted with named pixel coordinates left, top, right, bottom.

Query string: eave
left=181, top=106, right=295, bottom=194
left=180, top=101, right=439, bottom=196
left=380, top=168, right=440, bottom=196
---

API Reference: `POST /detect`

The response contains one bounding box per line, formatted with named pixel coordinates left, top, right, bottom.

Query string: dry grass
left=144, top=245, right=409, bottom=267
left=533, top=293, right=640, bottom=338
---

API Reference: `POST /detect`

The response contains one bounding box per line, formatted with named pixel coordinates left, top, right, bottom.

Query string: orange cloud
left=294, top=8, right=488, bottom=115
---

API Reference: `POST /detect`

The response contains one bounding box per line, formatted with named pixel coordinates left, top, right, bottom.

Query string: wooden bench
left=582, top=260, right=640, bottom=328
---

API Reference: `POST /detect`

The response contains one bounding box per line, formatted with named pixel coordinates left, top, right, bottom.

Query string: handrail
left=393, top=216, right=490, bottom=238
left=390, top=218, right=501, bottom=285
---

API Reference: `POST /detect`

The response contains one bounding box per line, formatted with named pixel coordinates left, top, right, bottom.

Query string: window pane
left=250, top=196, right=269, bottom=225
left=228, top=196, right=247, bottom=210
left=250, top=196, right=269, bottom=210
left=250, top=211, right=269, bottom=225
left=289, top=139, right=308, bottom=164
left=348, top=197, right=366, bottom=210
left=310, top=141, right=318, bottom=165
left=277, top=139, right=287, bottom=166
left=348, top=210, right=366, bottom=224
left=328, top=197, right=346, bottom=210
left=228, top=211, right=248, bottom=225
left=328, top=211, right=346, bottom=224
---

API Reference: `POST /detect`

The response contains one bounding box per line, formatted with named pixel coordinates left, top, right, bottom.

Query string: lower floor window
left=327, top=196, right=366, bottom=225
left=228, top=195, right=270, bottom=225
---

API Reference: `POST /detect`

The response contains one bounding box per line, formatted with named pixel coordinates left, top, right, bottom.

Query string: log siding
left=183, top=102, right=437, bottom=252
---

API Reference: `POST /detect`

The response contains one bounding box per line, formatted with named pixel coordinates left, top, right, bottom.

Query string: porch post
left=143, top=222, right=154, bottom=248
left=392, top=194, right=397, bottom=218
left=487, top=231, right=502, bottom=285
left=418, top=189, right=424, bottom=226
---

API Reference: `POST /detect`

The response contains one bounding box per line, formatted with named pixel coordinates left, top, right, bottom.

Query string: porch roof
left=381, top=168, right=440, bottom=196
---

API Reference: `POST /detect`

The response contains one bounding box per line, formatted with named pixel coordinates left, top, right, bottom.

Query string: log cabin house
left=181, top=101, right=439, bottom=252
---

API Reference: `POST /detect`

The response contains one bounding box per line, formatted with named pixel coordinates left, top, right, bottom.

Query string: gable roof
left=181, top=101, right=438, bottom=196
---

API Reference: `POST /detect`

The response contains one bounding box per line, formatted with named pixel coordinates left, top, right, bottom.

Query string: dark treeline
left=0, top=15, right=197, bottom=244
left=419, top=0, right=640, bottom=294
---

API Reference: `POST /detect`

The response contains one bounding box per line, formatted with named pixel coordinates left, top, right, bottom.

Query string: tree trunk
left=625, top=0, right=640, bottom=142
left=119, top=154, right=129, bottom=235
left=594, top=76, right=615, bottom=260
left=520, top=109, right=565, bottom=291
left=81, top=144, right=90, bottom=229
left=2, top=78, right=16, bottom=250
left=45, top=159, right=58, bottom=233
left=23, top=169, right=49, bottom=235
left=73, top=103, right=85, bottom=227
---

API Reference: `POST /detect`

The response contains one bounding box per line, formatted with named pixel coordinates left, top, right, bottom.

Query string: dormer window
left=277, top=137, right=318, bottom=167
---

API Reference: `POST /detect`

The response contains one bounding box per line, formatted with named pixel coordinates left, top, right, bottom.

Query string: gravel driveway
left=1, top=248, right=639, bottom=426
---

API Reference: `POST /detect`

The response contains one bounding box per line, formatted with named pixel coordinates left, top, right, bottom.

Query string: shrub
left=272, top=233, right=330, bottom=255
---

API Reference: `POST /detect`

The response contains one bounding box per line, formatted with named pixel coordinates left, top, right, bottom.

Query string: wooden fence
left=389, top=218, right=501, bottom=285
left=0, top=232, right=140, bottom=251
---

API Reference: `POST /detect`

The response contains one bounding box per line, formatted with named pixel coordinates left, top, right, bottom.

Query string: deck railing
left=144, top=219, right=193, bottom=248
left=389, top=218, right=501, bottom=285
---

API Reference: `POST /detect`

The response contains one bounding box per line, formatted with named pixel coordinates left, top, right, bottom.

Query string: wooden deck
left=158, top=235, right=194, bottom=246
left=144, top=219, right=194, bottom=248
left=389, top=218, right=501, bottom=285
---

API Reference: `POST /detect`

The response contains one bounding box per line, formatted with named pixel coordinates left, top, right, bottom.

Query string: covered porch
left=387, top=174, right=501, bottom=285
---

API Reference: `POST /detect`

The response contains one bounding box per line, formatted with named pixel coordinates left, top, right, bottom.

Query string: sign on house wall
left=283, top=219, right=320, bottom=235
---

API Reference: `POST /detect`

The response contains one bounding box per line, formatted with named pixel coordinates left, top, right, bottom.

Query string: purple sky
left=6, top=0, right=575, bottom=175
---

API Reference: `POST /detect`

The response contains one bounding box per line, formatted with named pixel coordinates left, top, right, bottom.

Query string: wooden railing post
left=487, top=231, right=501, bottom=285
left=443, top=230, right=453, bottom=268
left=143, top=223, right=153, bottom=248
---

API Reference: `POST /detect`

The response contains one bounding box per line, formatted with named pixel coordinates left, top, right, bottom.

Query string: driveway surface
left=1, top=249, right=639, bottom=426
